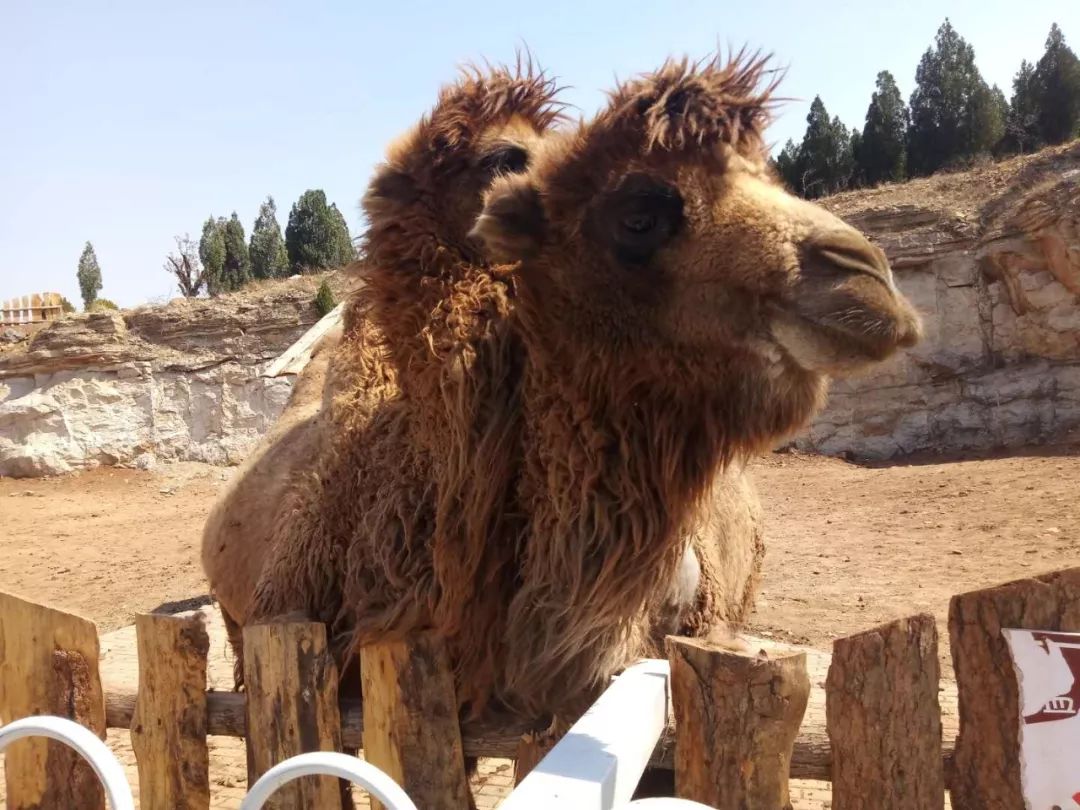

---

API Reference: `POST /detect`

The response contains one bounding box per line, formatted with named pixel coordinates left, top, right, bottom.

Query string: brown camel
left=201, top=62, right=564, bottom=659
left=244, top=52, right=921, bottom=725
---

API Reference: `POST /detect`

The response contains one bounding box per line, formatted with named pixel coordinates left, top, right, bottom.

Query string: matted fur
left=249, top=53, right=848, bottom=722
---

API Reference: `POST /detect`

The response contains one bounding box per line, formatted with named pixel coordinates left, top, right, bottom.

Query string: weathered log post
left=826, top=614, right=944, bottom=809
left=949, top=567, right=1080, bottom=810
left=0, top=591, right=106, bottom=810
left=243, top=621, right=344, bottom=810
left=130, top=612, right=211, bottom=810
left=360, top=632, right=471, bottom=810
left=665, top=636, right=809, bottom=809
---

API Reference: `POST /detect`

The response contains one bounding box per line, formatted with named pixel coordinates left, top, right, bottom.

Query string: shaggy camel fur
left=201, top=63, right=563, bottom=657
left=245, top=52, right=922, bottom=723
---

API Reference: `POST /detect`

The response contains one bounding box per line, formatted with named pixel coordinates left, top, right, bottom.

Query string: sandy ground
left=3, top=448, right=1078, bottom=655
left=2, top=446, right=1079, bottom=808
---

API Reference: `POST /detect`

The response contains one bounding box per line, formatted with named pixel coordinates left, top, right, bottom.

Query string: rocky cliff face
left=0, top=279, right=330, bottom=476
left=799, top=143, right=1080, bottom=458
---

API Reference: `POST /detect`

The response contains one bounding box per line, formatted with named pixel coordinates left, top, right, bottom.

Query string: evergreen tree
left=857, top=71, right=909, bottom=185
left=850, top=127, right=864, bottom=188
left=314, top=278, right=337, bottom=316
left=794, top=97, right=854, bottom=199
left=908, top=19, right=999, bottom=175
left=221, top=212, right=251, bottom=291
left=249, top=196, right=290, bottom=279
left=329, top=203, right=356, bottom=265
left=1033, top=24, right=1080, bottom=144
left=199, top=217, right=227, bottom=296
left=774, top=139, right=802, bottom=192
left=1004, top=60, right=1043, bottom=154
left=76, top=242, right=103, bottom=310
left=286, top=190, right=352, bottom=272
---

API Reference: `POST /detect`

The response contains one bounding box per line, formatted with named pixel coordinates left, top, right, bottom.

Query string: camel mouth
left=767, top=303, right=921, bottom=376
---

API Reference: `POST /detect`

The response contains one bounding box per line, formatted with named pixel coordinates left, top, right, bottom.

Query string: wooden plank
left=666, top=636, right=809, bottom=810
left=949, top=567, right=1080, bottom=810
left=0, top=591, right=106, bottom=810
left=360, top=633, right=471, bottom=810
left=501, top=660, right=669, bottom=810
left=243, top=622, right=344, bottom=810
left=826, top=614, right=944, bottom=810
left=130, top=613, right=210, bottom=810
left=261, top=302, right=344, bottom=378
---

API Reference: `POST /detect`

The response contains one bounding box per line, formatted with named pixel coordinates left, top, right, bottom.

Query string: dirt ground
left=2, top=445, right=1079, bottom=675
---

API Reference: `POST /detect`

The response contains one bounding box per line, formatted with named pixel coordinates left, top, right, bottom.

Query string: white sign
left=1003, top=629, right=1080, bottom=809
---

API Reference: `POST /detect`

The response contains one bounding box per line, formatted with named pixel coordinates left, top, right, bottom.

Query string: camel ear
left=363, top=165, right=419, bottom=217
left=468, top=174, right=544, bottom=263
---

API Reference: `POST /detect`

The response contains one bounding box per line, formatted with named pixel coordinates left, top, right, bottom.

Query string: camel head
left=470, top=54, right=922, bottom=448
left=362, top=57, right=564, bottom=267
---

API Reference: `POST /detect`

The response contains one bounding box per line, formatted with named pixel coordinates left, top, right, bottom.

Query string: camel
left=201, top=62, right=564, bottom=662
left=241, top=51, right=922, bottom=726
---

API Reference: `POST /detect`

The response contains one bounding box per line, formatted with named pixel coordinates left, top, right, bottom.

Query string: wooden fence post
left=243, top=622, right=344, bottom=810
left=826, top=614, right=943, bottom=809
left=949, top=567, right=1080, bottom=810
left=666, top=636, right=809, bottom=810
left=130, top=613, right=210, bottom=810
left=0, top=591, right=106, bottom=810
left=360, top=633, right=471, bottom=810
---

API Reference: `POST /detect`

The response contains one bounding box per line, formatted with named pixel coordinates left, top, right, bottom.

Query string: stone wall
left=797, top=148, right=1080, bottom=458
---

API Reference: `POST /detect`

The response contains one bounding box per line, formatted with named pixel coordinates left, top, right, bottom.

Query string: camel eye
left=481, top=145, right=529, bottom=176
left=622, top=212, right=657, bottom=234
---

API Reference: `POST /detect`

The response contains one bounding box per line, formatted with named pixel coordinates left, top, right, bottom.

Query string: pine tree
left=857, top=71, right=909, bottom=186
left=908, top=19, right=1000, bottom=175
left=221, top=213, right=251, bottom=291
left=76, top=242, right=103, bottom=310
left=199, top=217, right=227, bottom=296
left=249, top=196, right=290, bottom=279
left=286, top=190, right=352, bottom=273
left=1004, top=60, right=1043, bottom=154
left=1033, top=24, right=1080, bottom=144
left=774, top=139, right=802, bottom=192
left=794, top=97, right=854, bottom=199
left=329, top=203, right=356, bottom=265
left=314, top=278, right=337, bottom=317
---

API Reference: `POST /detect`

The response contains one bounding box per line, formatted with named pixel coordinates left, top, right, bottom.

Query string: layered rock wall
left=798, top=146, right=1080, bottom=458
left=0, top=283, right=323, bottom=476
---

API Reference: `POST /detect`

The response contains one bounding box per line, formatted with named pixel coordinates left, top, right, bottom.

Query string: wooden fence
left=2, top=565, right=1079, bottom=809
left=0, top=292, right=64, bottom=325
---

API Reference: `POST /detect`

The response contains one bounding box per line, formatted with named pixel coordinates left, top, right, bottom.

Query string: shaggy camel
left=201, top=63, right=563, bottom=655
left=244, top=52, right=922, bottom=724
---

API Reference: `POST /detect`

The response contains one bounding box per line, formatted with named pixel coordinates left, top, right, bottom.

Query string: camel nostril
left=804, top=230, right=890, bottom=283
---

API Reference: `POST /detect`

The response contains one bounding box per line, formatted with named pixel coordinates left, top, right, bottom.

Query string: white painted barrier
left=502, top=659, right=672, bottom=810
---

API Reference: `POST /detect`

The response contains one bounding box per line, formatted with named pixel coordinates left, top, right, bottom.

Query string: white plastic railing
left=241, top=751, right=417, bottom=810
left=502, top=659, right=672, bottom=810
left=0, top=660, right=713, bottom=810
left=0, top=716, right=135, bottom=810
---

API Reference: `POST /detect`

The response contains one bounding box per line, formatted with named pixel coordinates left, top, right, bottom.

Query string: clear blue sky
left=2, top=0, right=1077, bottom=308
